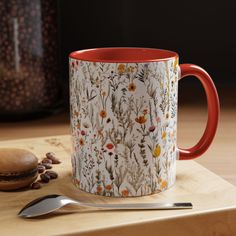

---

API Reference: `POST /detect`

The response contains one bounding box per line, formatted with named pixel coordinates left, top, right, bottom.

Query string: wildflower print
left=135, top=115, right=147, bottom=124
left=70, top=57, right=178, bottom=197
left=79, top=138, right=85, bottom=146
left=127, top=66, right=135, bottom=73
left=153, top=144, right=161, bottom=158
left=81, top=130, right=86, bottom=136
left=99, top=110, right=107, bottom=118
left=121, top=189, right=129, bottom=197
left=161, top=180, right=168, bottom=190
left=128, top=82, right=136, bottom=92
left=156, top=116, right=161, bottom=123
left=105, top=185, right=112, bottom=191
left=117, top=64, right=126, bottom=74
left=148, top=126, right=156, bottom=132
left=96, top=186, right=103, bottom=194
left=106, top=143, right=114, bottom=149
left=162, top=131, right=167, bottom=140
left=74, top=111, right=79, bottom=117
left=143, top=109, right=148, bottom=115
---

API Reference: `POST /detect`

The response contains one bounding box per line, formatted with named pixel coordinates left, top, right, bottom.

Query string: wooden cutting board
left=0, top=135, right=236, bottom=236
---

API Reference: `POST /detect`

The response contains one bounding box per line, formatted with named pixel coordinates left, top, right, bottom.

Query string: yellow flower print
left=128, top=82, right=136, bottom=92
left=127, top=66, right=135, bottom=73
left=118, top=64, right=126, bottom=74
left=135, top=115, right=147, bottom=124
left=162, top=131, right=167, bottom=140
left=174, top=57, right=178, bottom=70
left=99, top=110, right=107, bottom=118
left=161, top=180, right=168, bottom=190
left=153, top=144, right=161, bottom=158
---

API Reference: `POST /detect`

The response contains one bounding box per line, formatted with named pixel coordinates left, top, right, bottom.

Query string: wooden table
left=1, top=135, right=236, bottom=236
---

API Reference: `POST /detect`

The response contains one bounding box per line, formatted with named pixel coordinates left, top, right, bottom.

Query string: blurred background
left=60, top=0, right=236, bottom=107
left=0, top=0, right=235, bottom=130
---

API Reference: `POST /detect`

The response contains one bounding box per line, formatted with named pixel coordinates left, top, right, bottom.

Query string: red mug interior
left=69, top=47, right=178, bottom=63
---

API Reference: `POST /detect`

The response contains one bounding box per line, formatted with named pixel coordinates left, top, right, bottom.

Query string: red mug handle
left=178, top=64, right=220, bottom=160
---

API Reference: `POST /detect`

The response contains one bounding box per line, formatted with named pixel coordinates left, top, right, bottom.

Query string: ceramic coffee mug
left=69, top=48, right=219, bottom=197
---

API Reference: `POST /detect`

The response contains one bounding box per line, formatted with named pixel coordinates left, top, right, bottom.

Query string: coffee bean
left=42, top=163, right=52, bottom=169
left=40, top=173, right=50, bottom=183
left=42, top=158, right=52, bottom=164
left=52, top=159, right=61, bottom=164
left=46, top=152, right=61, bottom=164
left=45, top=170, right=58, bottom=179
left=45, top=152, right=55, bottom=159
left=37, top=164, right=46, bottom=173
left=31, top=181, right=41, bottom=189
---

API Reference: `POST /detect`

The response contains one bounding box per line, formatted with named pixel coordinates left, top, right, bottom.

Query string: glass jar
left=0, top=0, right=62, bottom=120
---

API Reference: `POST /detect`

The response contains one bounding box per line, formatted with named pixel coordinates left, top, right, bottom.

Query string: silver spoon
left=18, top=194, right=193, bottom=218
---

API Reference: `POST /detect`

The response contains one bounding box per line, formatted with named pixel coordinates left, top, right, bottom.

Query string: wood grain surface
left=0, top=135, right=236, bottom=235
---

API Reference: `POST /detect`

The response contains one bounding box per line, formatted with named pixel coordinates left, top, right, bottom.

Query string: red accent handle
left=178, top=64, right=220, bottom=160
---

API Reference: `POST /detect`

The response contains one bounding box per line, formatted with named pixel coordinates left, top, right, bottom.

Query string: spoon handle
left=78, top=202, right=193, bottom=210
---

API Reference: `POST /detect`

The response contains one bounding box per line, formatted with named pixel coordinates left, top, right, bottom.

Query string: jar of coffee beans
left=0, top=0, right=62, bottom=120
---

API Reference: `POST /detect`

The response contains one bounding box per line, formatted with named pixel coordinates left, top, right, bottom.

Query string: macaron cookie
left=0, top=148, right=38, bottom=191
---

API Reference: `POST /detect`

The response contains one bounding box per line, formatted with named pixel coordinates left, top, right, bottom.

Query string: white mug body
left=70, top=54, right=179, bottom=197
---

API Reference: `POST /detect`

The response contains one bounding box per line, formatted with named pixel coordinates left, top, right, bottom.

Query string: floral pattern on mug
left=70, top=57, right=179, bottom=197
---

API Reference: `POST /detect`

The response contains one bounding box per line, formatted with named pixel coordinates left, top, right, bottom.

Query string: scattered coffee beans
left=42, top=158, right=53, bottom=164
left=45, top=170, right=58, bottom=179
left=32, top=152, right=60, bottom=190
left=31, top=182, right=41, bottom=189
left=40, top=173, right=50, bottom=183
left=42, top=163, right=52, bottom=169
left=45, top=152, right=61, bottom=164
left=37, top=164, right=46, bottom=173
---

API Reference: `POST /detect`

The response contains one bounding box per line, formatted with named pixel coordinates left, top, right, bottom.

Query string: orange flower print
left=79, top=138, right=85, bottom=146
left=105, top=185, right=112, bottom=191
left=77, top=122, right=81, bottom=129
left=74, top=111, right=79, bottom=117
left=161, top=180, right=168, bottom=190
left=143, top=109, right=148, bottom=115
left=99, top=110, right=107, bottom=118
left=118, top=64, right=126, bottom=74
left=128, top=83, right=136, bottom=92
left=162, top=131, right=167, bottom=140
left=135, top=115, right=147, bottom=124
left=121, top=189, right=129, bottom=197
left=106, top=143, right=114, bottom=150
left=96, top=186, right=103, bottom=194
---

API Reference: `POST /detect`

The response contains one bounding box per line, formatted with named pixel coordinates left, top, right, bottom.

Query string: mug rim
left=69, top=47, right=178, bottom=63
